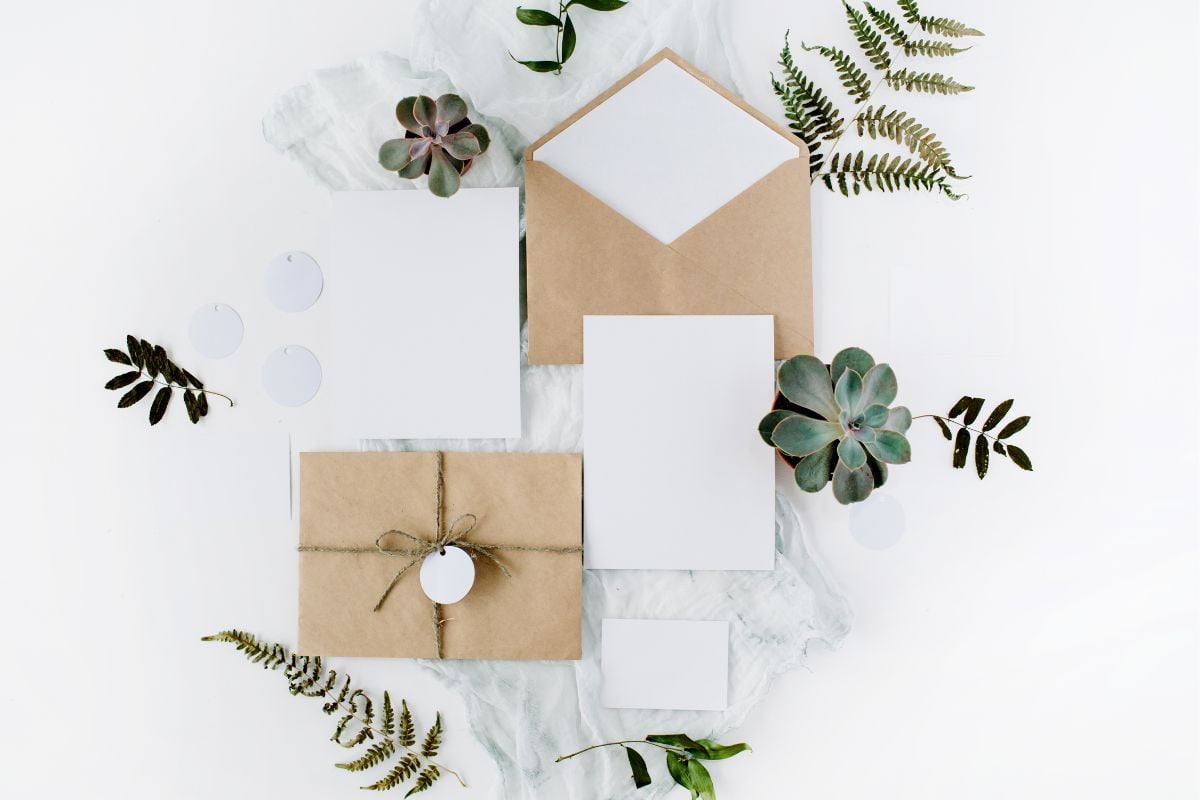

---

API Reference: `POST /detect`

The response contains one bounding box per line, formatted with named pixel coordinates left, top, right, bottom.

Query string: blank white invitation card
left=601, top=619, right=729, bottom=711
left=583, top=315, right=775, bottom=570
left=331, top=189, right=521, bottom=439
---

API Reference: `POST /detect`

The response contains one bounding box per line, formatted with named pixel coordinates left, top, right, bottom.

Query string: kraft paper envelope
left=298, top=452, right=582, bottom=660
left=525, top=49, right=813, bottom=364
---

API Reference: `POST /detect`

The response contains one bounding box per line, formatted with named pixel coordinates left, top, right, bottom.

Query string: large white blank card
left=583, top=315, right=776, bottom=571
left=331, top=189, right=521, bottom=439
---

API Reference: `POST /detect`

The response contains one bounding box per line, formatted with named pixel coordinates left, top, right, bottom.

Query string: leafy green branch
left=202, top=630, right=464, bottom=796
left=510, top=0, right=627, bottom=74
left=771, top=0, right=982, bottom=199
left=104, top=335, right=232, bottom=425
left=918, top=396, right=1033, bottom=478
left=557, top=733, right=750, bottom=798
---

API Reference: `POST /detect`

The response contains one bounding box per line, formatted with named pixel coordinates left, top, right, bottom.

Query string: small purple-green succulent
left=378, top=94, right=491, bottom=198
left=760, top=347, right=912, bottom=504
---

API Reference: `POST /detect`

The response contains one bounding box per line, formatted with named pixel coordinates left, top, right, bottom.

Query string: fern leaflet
left=363, top=754, right=422, bottom=791
left=337, top=739, right=397, bottom=773
left=801, top=43, right=872, bottom=103
left=865, top=2, right=908, bottom=47
left=884, top=67, right=973, bottom=95
left=421, top=713, right=443, bottom=758
left=819, top=151, right=963, bottom=199
left=379, top=692, right=396, bottom=738
left=895, top=0, right=981, bottom=37
left=854, top=105, right=964, bottom=177
left=904, top=38, right=969, bottom=58
left=773, top=34, right=845, bottom=175
left=398, top=699, right=417, bottom=748
left=405, top=765, right=441, bottom=797
left=844, top=1, right=892, bottom=71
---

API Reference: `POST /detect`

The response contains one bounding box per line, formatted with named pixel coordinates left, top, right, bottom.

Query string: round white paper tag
left=188, top=303, right=243, bottom=359
left=261, top=345, right=322, bottom=407
left=849, top=492, right=906, bottom=550
left=419, top=546, right=476, bottom=605
left=265, top=251, right=323, bottom=312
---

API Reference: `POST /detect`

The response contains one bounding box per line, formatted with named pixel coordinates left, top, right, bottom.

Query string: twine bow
left=299, top=451, right=582, bottom=658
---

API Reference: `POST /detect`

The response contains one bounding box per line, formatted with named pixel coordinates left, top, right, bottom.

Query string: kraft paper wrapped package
left=525, top=49, right=814, bottom=364
left=298, top=451, right=583, bottom=660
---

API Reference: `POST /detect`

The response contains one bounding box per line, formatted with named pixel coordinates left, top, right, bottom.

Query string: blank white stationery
left=583, top=315, right=775, bottom=571
left=601, top=619, right=729, bottom=711
left=331, top=189, right=520, bottom=439
left=533, top=60, right=799, bottom=244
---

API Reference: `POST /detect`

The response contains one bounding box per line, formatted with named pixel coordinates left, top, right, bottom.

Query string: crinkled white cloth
left=263, top=2, right=850, bottom=797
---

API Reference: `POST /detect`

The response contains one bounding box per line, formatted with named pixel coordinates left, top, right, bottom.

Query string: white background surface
left=601, top=619, right=730, bottom=711
left=0, top=1, right=1196, bottom=798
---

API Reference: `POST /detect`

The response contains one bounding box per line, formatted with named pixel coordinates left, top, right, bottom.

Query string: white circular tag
left=261, top=345, right=322, bottom=407
left=849, top=492, right=906, bottom=550
left=266, top=251, right=323, bottom=312
left=188, top=303, right=243, bottom=359
left=419, top=545, right=476, bottom=604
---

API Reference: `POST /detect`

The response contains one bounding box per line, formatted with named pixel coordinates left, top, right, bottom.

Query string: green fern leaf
left=363, top=753, right=421, bottom=791
left=332, top=690, right=375, bottom=747
left=884, top=67, right=973, bottom=95
left=819, top=150, right=963, bottom=199
left=801, top=43, right=872, bottom=103
left=854, top=105, right=965, bottom=177
left=897, top=0, right=921, bottom=25
left=420, top=713, right=442, bottom=758
left=380, top=692, right=396, bottom=738
left=773, top=33, right=844, bottom=176
left=864, top=2, right=907, bottom=47
left=336, top=739, right=397, bottom=773
left=843, top=1, right=891, bottom=71
left=405, top=765, right=441, bottom=797
left=904, top=38, right=969, bottom=58
left=918, top=15, right=982, bottom=38
left=398, top=699, right=416, bottom=747
left=201, top=630, right=288, bottom=669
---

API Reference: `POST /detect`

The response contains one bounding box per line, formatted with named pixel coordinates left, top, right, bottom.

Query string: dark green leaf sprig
left=104, top=335, right=233, bottom=425
left=557, top=732, right=749, bottom=798
left=510, top=0, right=628, bottom=75
left=771, top=0, right=982, bottom=199
left=919, top=397, right=1033, bottom=478
left=202, top=630, right=463, bottom=796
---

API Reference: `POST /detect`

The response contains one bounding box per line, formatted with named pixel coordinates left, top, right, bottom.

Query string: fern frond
left=903, top=38, right=969, bottom=58
left=332, top=690, right=375, bottom=748
left=884, top=68, right=973, bottom=95
left=894, top=0, right=982, bottom=37
left=284, top=655, right=328, bottom=697
left=420, top=713, right=443, bottom=758
left=801, top=43, right=872, bottom=103
left=819, top=151, right=963, bottom=199
left=897, top=0, right=921, bottom=25
left=202, top=630, right=288, bottom=669
left=843, top=1, right=891, bottom=71
left=773, top=35, right=845, bottom=176
left=855, top=105, right=965, bottom=177
left=323, top=673, right=352, bottom=715
left=363, top=753, right=421, bottom=792
left=398, top=699, right=416, bottom=748
left=380, top=692, right=396, bottom=739
left=864, top=2, right=907, bottom=47
left=336, top=739, right=397, bottom=773
left=405, top=765, right=440, bottom=797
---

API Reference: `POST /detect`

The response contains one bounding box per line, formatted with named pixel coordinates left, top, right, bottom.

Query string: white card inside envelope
left=584, top=316, right=776, bottom=571
left=533, top=60, right=799, bottom=244
left=331, top=189, right=521, bottom=439
left=601, top=619, right=729, bottom=711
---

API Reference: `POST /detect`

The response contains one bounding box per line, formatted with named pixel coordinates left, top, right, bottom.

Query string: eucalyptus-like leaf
left=184, top=389, right=199, bottom=424
left=396, top=97, right=420, bottom=132
left=398, top=151, right=431, bottom=180
left=435, top=94, right=468, bottom=128
left=427, top=149, right=462, bottom=198
left=952, top=426, right=970, bottom=468
left=516, top=7, right=562, bottom=26
left=992, top=440, right=1006, bottom=456
left=646, top=734, right=704, bottom=751
left=982, top=399, right=1013, bottom=431
left=865, top=430, right=911, bottom=464
left=118, top=380, right=154, bottom=408
left=834, top=368, right=864, bottom=416
left=758, top=409, right=798, bottom=445
left=441, top=131, right=482, bottom=160
left=686, top=759, right=716, bottom=800
left=997, top=415, right=1030, bottom=439
left=694, top=739, right=751, bottom=760
left=830, top=346, right=874, bottom=384
left=126, top=335, right=143, bottom=369
left=962, top=397, right=985, bottom=425
left=148, top=386, right=171, bottom=425
left=777, top=355, right=839, bottom=421
left=883, top=406, right=912, bottom=433
left=772, top=416, right=842, bottom=457
left=105, top=371, right=141, bottom=390
left=412, top=96, right=437, bottom=131
left=666, top=752, right=692, bottom=793
left=379, top=138, right=418, bottom=171
left=141, top=338, right=158, bottom=378
left=569, top=0, right=628, bottom=9
left=934, top=416, right=952, bottom=439
left=974, top=433, right=989, bottom=478
left=511, top=55, right=562, bottom=72
left=105, top=348, right=131, bottom=365
left=561, top=14, right=577, bottom=62
left=861, top=403, right=889, bottom=427
left=624, top=747, right=651, bottom=788
left=794, top=442, right=835, bottom=492
left=1007, top=444, right=1033, bottom=471
left=197, top=391, right=209, bottom=417
left=838, top=435, right=867, bottom=470
left=860, top=363, right=897, bottom=407
left=947, top=395, right=971, bottom=419
left=832, top=460, right=874, bottom=504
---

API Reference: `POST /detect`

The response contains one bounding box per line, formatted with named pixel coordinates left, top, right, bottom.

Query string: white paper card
left=533, top=60, right=798, bottom=244
left=331, top=189, right=521, bottom=439
left=601, top=619, right=729, bottom=711
left=584, top=316, right=775, bottom=571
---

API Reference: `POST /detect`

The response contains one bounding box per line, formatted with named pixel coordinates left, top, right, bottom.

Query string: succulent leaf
left=883, top=406, right=912, bottom=433
left=462, top=123, right=491, bottom=154
left=865, top=430, right=911, bottom=464
left=758, top=409, right=798, bottom=446
left=397, top=152, right=431, bottom=179
left=435, top=94, right=468, bottom=128
left=778, top=355, right=839, bottom=421
left=772, top=416, right=842, bottom=457
left=838, top=435, right=868, bottom=470
left=831, top=347, right=874, bottom=384
left=396, top=97, right=420, bottom=132
left=427, top=149, right=462, bottom=198
left=379, top=138, right=418, bottom=171
left=861, top=404, right=889, bottom=427
left=412, top=96, right=437, bottom=131
left=441, top=131, right=483, bottom=160
left=860, top=363, right=898, bottom=407
left=834, top=368, right=864, bottom=416
left=794, top=442, right=836, bottom=492
left=866, top=454, right=888, bottom=488
left=832, top=460, right=874, bottom=504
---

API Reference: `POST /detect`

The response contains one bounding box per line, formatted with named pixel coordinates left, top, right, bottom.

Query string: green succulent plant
left=378, top=94, right=491, bottom=198
left=760, top=347, right=911, bottom=505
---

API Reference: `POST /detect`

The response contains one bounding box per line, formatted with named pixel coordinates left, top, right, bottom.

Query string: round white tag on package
left=188, top=303, right=243, bottom=358
left=265, top=251, right=323, bottom=312
left=419, top=546, right=476, bottom=604
left=849, top=492, right=906, bottom=550
left=261, top=345, right=322, bottom=407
